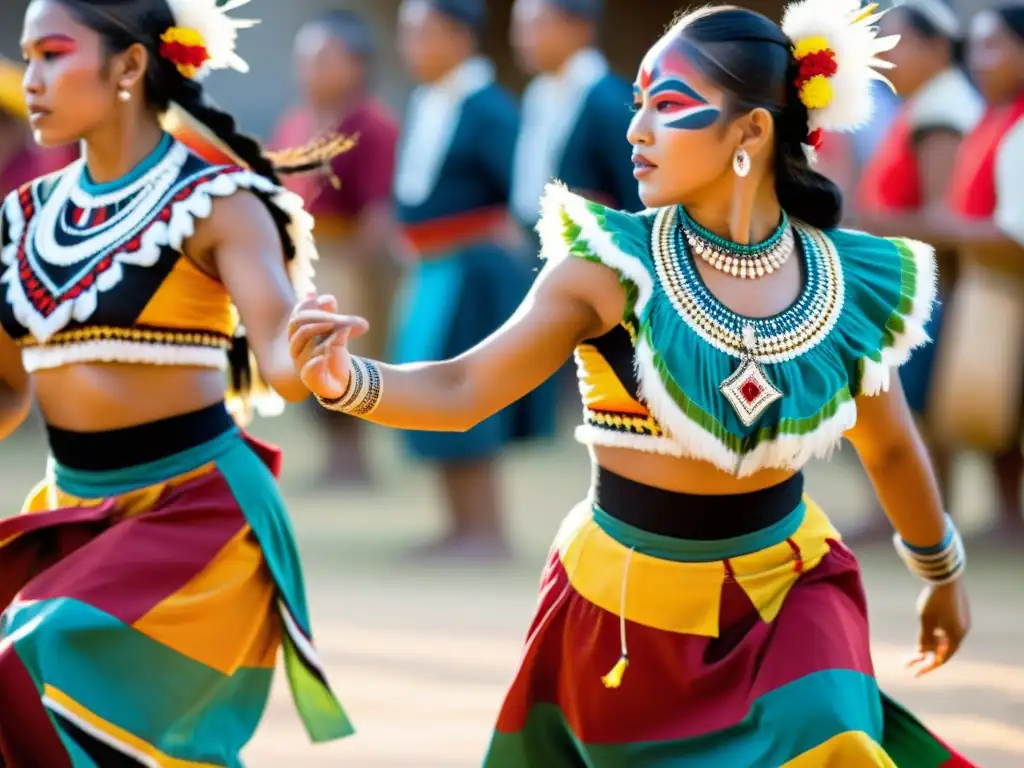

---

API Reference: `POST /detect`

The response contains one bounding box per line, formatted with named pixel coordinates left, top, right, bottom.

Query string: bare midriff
left=591, top=443, right=800, bottom=495
left=33, top=364, right=228, bottom=432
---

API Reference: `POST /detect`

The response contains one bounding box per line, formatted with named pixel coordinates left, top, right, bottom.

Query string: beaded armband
left=893, top=519, right=966, bottom=585
left=315, top=356, right=382, bottom=417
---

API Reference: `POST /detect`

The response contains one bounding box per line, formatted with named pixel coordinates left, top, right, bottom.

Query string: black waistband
left=46, top=402, right=235, bottom=472
left=593, top=467, right=804, bottom=540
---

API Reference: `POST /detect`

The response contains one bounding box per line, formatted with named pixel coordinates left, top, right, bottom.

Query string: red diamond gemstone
left=740, top=379, right=762, bottom=404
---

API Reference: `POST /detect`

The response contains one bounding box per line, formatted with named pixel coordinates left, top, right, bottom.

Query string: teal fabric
left=592, top=501, right=805, bottom=562
left=485, top=669, right=884, bottom=767
left=547, top=192, right=932, bottom=464
left=7, top=598, right=270, bottom=766
left=213, top=437, right=354, bottom=742
left=52, top=427, right=241, bottom=498
left=79, top=132, right=173, bottom=194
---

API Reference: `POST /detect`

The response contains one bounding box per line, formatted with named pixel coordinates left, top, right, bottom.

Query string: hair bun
left=781, top=0, right=900, bottom=135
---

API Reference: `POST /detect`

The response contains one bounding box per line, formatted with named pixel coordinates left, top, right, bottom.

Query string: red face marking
left=27, top=34, right=78, bottom=58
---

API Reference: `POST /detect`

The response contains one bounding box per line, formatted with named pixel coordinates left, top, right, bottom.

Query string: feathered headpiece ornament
left=781, top=0, right=900, bottom=154
left=160, top=0, right=258, bottom=80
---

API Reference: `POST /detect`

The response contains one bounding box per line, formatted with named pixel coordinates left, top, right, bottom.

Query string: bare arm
left=0, top=328, right=31, bottom=441
left=844, top=375, right=946, bottom=548
left=290, top=255, right=627, bottom=430
left=189, top=191, right=308, bottom=402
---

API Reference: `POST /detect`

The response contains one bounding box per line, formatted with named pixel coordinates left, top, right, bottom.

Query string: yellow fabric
left=575, top=342, right=650, bottom=416
left=781, top=730, right=897, bottom=767
left=43, top=686, right=222, bottom=768
left=556, top=497, right=840, bottom=637
left=21, top=463, right=216, bottom=517
left=135, top=255, right=235, bottom=337
left=132, top=526, right=280, bottom=674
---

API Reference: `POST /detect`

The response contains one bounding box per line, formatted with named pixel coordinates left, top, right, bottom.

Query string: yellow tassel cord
left=601, top=546, right=635, bottom=689
left=601, top=655, right=629, bottom=689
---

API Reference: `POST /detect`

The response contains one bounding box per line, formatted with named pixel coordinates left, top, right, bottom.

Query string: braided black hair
left=671, top=6, right=843, bottom=229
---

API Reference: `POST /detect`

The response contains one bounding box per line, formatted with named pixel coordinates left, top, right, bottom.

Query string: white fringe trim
left=21, top=341, right=228, bottom=372
left=538, top=183, right=861, bottom=477
left=0, top=146, right=317, bottom=344
left=859, top=237, right=938, bottom=396
left=574, top=424, right=689, bottom=457
left=537, top=182, right=654, bottom=316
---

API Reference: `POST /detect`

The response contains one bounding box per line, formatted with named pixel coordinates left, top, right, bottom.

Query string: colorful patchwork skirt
left=485, top=469, right=974, bottom=767
left=0, top=403, right=352, bottom=766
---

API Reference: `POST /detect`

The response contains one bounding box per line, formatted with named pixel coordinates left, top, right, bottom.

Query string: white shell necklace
left=679, top=207, right=794, bottom=280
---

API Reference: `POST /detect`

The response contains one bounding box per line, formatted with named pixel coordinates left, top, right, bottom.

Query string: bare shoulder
left=185, top=188, right=280, bottom=273
left=537, top=253, right=628, bottom=340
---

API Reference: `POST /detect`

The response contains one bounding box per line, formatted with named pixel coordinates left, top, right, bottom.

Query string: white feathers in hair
left=781, top=0, right=901, bottom=134
left=164, top=0, right=259, bottom=79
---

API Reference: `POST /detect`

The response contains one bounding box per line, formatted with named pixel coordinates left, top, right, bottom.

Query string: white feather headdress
left=162, top=0, right=259, bottom=81
left=781, top=0, right=901, bottom=138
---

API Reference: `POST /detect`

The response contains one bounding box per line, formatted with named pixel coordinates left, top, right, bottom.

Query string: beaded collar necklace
left=678, top=206, right=794, bottom=280
left=650, top=205, right=845, bottom=426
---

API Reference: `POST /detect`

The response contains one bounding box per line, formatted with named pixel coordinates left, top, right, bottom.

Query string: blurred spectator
left=391, top=0, right=553, bottom=560
left=271, top=11, right=401, bottom=487
left=926, top=5, right=1024, bottom=540
left=509, top=0, right=640, bottom=241
left=843, top=0, right=983, bottom=539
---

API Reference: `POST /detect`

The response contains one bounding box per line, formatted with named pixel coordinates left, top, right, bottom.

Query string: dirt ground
left=2, top=409, right=1022, bottom=766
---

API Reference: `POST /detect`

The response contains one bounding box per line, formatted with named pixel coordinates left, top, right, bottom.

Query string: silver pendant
left=719, top=325, right=783, bottom=426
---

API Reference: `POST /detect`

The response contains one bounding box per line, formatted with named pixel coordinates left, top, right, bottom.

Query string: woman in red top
left=927, top=5, right=1024, bottom=540
left=848, top=0, right=983, bottom=539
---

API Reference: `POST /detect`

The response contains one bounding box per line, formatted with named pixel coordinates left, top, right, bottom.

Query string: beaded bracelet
left=315, top=356, right=382, bottom=417
left=892, top=519, right=966, bottom=585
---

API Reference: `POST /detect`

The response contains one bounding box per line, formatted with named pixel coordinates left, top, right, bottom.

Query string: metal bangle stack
left=893, top=520, right=966, bottom=585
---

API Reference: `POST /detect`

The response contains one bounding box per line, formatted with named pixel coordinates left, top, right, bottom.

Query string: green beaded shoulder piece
left=537, top=183, right=937, bottom=476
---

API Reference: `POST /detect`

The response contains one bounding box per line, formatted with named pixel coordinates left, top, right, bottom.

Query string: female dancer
left=927, top=4, right=1024, bottom=540
left=0, top=0, right=351, bottom=763
left=291, top=2, right=973, bottom=765
left=848, top=0, right=983, bottom=538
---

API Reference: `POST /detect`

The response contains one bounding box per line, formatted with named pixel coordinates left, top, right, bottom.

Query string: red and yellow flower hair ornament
left=160, top=0, right=258, bottom=81
left=781, top=0, right=900, bottom=156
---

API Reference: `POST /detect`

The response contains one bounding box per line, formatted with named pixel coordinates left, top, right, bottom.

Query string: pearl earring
left=118, top=88, right=131, bottom=103
left=733, top=148, right=750, bottom=178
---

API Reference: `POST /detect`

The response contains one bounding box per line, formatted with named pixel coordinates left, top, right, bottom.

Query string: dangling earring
left=733, top=148, right=750, bottom=178
left=118, top=88, right=131, bottom=103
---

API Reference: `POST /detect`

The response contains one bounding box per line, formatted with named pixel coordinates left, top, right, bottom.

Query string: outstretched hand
left=907, top=580, right=970, bottom=678
left=287, top=294, right=370, bottom=400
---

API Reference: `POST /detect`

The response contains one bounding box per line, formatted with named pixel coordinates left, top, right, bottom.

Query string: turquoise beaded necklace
left=678, top=206, right=794, bottom=280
